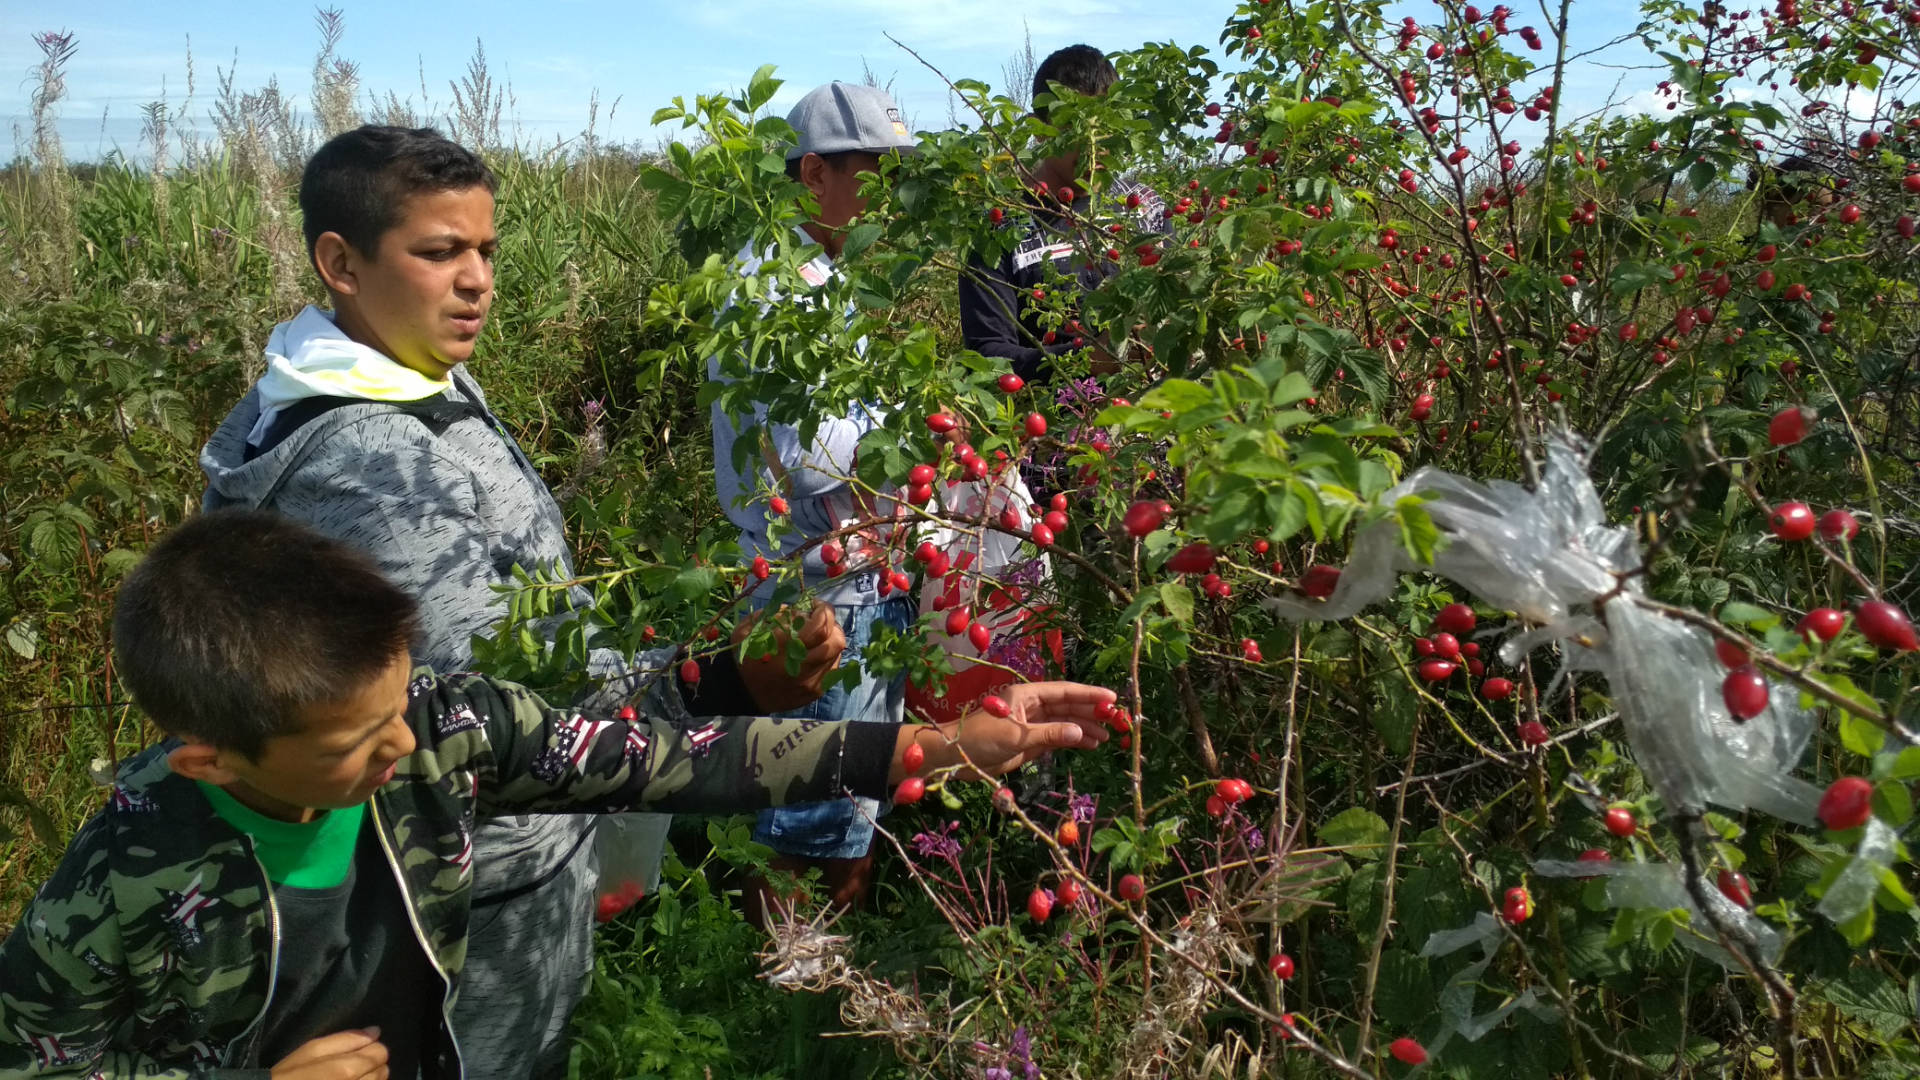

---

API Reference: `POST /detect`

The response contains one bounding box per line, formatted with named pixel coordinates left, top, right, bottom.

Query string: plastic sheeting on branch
left=1262, top=433, right=1820, bottom=824
left=1533, top=859, right=1784, bottom=970
left=1415, top=912, right=1558, bottom=1057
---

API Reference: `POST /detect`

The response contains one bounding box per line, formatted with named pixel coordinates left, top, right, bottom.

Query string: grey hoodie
left=202, top=357, right=664, bottom=1080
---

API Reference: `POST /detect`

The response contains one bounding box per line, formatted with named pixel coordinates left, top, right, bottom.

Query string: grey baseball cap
left=784, top=82, right=918, bottom=161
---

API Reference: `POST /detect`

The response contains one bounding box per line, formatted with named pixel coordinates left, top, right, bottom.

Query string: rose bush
left=486, top=0, right=1920, bottom=1075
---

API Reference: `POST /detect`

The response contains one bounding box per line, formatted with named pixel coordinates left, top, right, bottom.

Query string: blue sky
left=3, top=0, right=1661, bottom=163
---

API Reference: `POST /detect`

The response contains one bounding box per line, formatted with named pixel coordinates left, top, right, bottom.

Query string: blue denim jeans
left=752, top=593, right=916, bottom=859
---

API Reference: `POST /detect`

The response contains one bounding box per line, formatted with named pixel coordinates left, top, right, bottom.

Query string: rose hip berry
left=1722, top=666, right=1769, bottom=719
left=1603, top=807, right=1636, bottom=837
left=1817, top=776, right=1874, bottom=831
left=1856, top=601, right=1918, bottom=651
left=1769, top=501, right=1816, bottom=541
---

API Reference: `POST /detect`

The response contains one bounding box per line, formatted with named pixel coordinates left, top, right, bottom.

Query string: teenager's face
left=200, top=651, right=417, bottom=822
left=325, top=186, right=498, bottom=379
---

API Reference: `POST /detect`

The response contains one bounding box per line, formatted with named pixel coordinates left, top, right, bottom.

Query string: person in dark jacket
left=958, top=45, right=1165, bottom=383
left=198, top=125, right=845, bottom=1078
left=0, top=510, right=1116, bottom=1079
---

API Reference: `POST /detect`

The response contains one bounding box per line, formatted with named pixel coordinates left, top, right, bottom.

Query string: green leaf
left=1318, top=807, right=1390, bottom=858
left=1820, top=967, right=1913, bottom=1037
left=4, top=620, right=36, bottom=661
left=744, top=64, right=782, bottom=112
left=1719, top=601, right=1779, bottom=630
left=1159, top=581, right=1195, bottom=624
left=1396, top=497, right=1440, bottom=564
left=1140, top=378, right=1214, bottom=415
left=1841, top=712, right=1888, bottom=757
left=840, top=222, right=883, bottom=261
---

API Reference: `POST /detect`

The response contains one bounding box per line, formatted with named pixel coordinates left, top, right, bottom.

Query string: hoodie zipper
left=225, top=838, right=280, bottom=1067
left=371, top=790, right=465, bottom=1078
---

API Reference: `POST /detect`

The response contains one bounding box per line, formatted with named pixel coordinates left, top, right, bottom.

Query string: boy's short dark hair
left=299, top=124, right=497, bottom=262
left=1031, top=45, right=1116, bottom=121
left=113, top=510, right=420, bottom=759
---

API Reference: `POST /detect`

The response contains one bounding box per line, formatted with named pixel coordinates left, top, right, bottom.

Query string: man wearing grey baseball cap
left=709, top=81, right=918, bottom=925
left=780, top=81, right=917, bottom=255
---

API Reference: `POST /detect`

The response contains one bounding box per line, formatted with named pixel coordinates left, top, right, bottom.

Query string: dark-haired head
left=300, top=125, right=496, bottom=263
left=1031, top=45, right=1116, bottom=122
left=114, top=509, right=419, bottom=761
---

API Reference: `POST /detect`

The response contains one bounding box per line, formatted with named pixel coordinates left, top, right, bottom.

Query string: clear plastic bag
left=1533, top=859, right=1784, bottom=968
left=1416, top=912, right=1558, bottom=1055
left=592, top=811, right=671, bottom=922
left=1264, top=434, right=1819, bottom=822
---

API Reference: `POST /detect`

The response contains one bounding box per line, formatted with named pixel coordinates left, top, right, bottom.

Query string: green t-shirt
left=197, top=782, right=365, bottom=888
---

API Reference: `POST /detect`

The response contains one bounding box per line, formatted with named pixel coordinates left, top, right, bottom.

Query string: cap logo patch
left=887, top=107, right=909, bottom=136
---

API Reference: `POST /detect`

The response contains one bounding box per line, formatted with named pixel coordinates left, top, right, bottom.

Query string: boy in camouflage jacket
left=0, top=511, right=1114, bottom=1079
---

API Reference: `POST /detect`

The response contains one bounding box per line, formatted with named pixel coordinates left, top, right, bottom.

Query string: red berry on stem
left=1518, top=721, right=1550, bottom=747
left=1432, top=632, right=1462, bottom=659
left=1714, top=638, right=1749, bottom=667
left=1768, top=405, right=1814, bottom=446
left=1481, top=677, right=1514, bottom=700
left=908, top=463, right=936, bottom=486
left=1390, top=1037, right=1428, bottom=1065
left=968, top=622, right=991, bottom=652
left=1301, top=564, right=1342, bottom=598
left=926, top=412, right=957, bottom=434
left=1769, top=502, right=1816, bottom=542
left=1166, top=542, right=1217, bottom=574
left=981, top=694, right=1012, bottom=718
left=769, top=495, right=790, bottom=516
left=1437, top=602, right=1477, bottom=634
left=1028, top=887, right=1054, bottom=923
left=1818, top=776, right=1874, bottom=831
left=1024, top=412, right=1048, bottom=438
left=1603, top=807, right=1636, bottom=837
left=1818, top=509, right=1859, bottom=541
left=1856, top=601, right=1918, bottom=651
left=1717, top=869, right=1753, bottom=909
left=894, top=776, right=926, bottom=804
left=1723, top=666, right=1769, bottom=719
left=1418, top=659, right=1458, bottom=682
left=679, top=658, right=702, bottom=685
left=1269, top=953, right=1295, bottom=979
left=945, top=608, right=971, bottom=636
left=998, top=373, right=1025, bottom=393
left=1123, top=500, right=1166, bottom=537
left=902, top=741, right=925, bottom=774
left=1117, top=874, right=1146, bottom=901
left=1056, top=878, right=1082, bottom=905
left=1796, top=608, right=1846, bottom=643
left=1057, top=819, right=1080, bottom=846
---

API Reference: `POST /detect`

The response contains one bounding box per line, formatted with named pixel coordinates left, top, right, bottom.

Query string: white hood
left=247, top=305, right=450, bottom=446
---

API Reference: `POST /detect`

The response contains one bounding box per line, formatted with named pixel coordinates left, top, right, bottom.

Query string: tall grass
left=0, top=15, right=702, bottom=928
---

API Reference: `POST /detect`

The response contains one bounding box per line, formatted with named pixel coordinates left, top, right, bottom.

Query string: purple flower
left=911, top=820, right=963, bottom=861
left=1009, top=1027, right=1031, bottom=1061
left=1054, top=376, right=1105, bottom=408
left=582, top=398, right=605, bottom=421
left=984, top=1069, right=1012, bottom=1080
left=1068, top=793, right=1097, bottom=824
left=1241, top=823, right=1265, bottom=850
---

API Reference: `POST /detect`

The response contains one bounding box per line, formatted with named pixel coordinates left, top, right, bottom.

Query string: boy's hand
left=272, top=1028, right=389, bottom=1080
left=737, top=603, right=845, bottom=713
left=893, top=682, right=1116, bottom=784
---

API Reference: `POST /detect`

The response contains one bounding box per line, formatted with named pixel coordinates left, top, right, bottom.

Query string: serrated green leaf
left=1319, top=807, right=1390, bottom=858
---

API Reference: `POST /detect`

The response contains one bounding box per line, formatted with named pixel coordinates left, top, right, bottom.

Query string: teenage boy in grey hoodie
left=201, top=126, right=844, bottom=1079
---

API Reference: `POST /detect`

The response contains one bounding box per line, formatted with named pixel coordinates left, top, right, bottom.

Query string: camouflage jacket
left=0, top=669, right=896, bottom=1079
